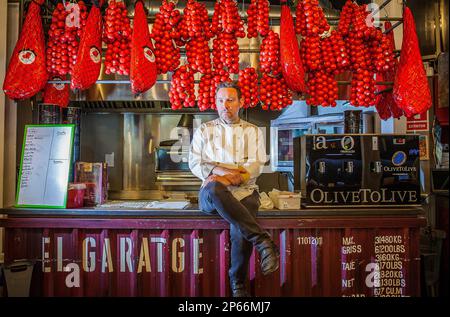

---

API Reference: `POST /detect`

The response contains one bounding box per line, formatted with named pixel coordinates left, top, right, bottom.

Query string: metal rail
left=48, top=79, right=396, bottom=86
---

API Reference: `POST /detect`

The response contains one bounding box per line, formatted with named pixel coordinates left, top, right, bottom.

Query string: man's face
left=216, top=88, right=243, bottom=124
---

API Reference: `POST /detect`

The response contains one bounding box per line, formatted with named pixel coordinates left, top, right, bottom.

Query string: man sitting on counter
left=188, top=82, right=279, bottom=297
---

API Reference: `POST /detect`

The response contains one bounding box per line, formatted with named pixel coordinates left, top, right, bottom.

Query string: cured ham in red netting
left=375, top=22, right=404, bottom=120
left=279, top=0, right=306, bottom=93
left=130, top=0, right=157, bottom=95
left=393, top=7, right=432, bottom=118
left=3, top=0, right=48, bottom=100
left=70, top=0, right=104, bottom=90
left=43, top=75, right=70, bottom=108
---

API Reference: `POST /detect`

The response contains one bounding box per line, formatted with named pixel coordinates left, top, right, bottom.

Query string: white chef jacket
left=189, top=118, right=267, bottom=201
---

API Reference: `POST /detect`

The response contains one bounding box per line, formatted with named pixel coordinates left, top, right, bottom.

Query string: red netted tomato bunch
left=186, top=37, right=212, bottom=74
left=212, top=32, right=240, bottom=73
left=350, top=70, right=376, bottom=107
left=197, top=70, right=232, bottom=111
left=103, top=0, right=131, bottom=42
left=330, top=31, right=350, bottom=72
left=212, top=35, right=224, bottom=71
left=295, top=0, right=329, bottom=36
left=306, top=71, right=338, bottom=107
left=103, top=0, right=132, bottom=75
left=346, top=36, right=371, bottom=72
left=178, top=0, right=213, bottom=40
left=346, top=36, right=375, bottom=106
left=259, top=74, right=292, bottom=111
left=169, top=65, right=196, bottom=109
left=338, top=2, right=380, bottom=107
left=211, top=0, right=223, bottom=35
left=211, top=0, right=244, bottom=74
left=336, top=0, right=355, bottom=37
left=178, top=0, right=212, bottom=74
left=259, top=30, right=281, bottom=76
left=319, top=34, right=338, bottom=74
left=221, top=0, right=245, bottom=37
left=246, top=0, right=258, bottom=38
left=197, top=73, right=214, bottom=111
left=151, top=0, right=181, bottom=74
left=256, top=0, right=270, bottom=37
left=46, top=1, right=88, bottom=75
left=352, top=4, right=377, bottom=40
left=301, top=35, right=321, bottom=72
left=369, top=29, right=396, bottom=73
left=295, top=0, right=306, bottom=36
left=304, top=31, right=347, bottom=106
left=238, top=68, right=259, bottom=108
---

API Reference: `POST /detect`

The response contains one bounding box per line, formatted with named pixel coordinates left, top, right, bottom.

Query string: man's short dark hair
left=215, top=82, right=242, bottom=100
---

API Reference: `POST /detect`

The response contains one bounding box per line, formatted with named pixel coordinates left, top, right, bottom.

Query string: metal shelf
left=48, top=79, right=396, bottom=86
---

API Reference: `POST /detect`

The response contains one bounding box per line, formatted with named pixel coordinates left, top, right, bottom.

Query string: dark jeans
left=199, top=181, right=270, bottom=284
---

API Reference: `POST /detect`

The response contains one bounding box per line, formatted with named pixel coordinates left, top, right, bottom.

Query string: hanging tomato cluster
left=306, top=71, right=338, bottom=107
left=295, top=0, right=329, bottom=36
left=369, top=29, right=396, bottom=73
left=375, top=21, right=403, bottom=120
left=258, top=28, right=291, bottom=110
left=330, top=31, right=350, bottom=72
left=238, top=67, right=259, bottom=108
left=346, top=36, right=375, bottom=106
left=301, top=35, right=321, bottom=72
left=151, top=0, right=181, bottom=74
left=212, top=32, right=240, bottom=74
left=178, top=0, right=212, bottom=74
left=221, top=0, right=245, bottom=36
left=296, top=0, right=339, bottom=107
left=197, top=73, right=215, bottom=111
left=168, top=65, right=196, bottom=109
left=259, top=30, right=281, bottom=76
left=178, top=0, right=213, bottom=40
left=103, top=0, right=132, bottom=75
left=46, top=1, right=88, bottom=76
left=336, top=0, right=355, bottom=37
left=211, top=0, right=244, bottom=74
left=211, top=0, right=223, bottom=35
left=337, top=1, right=396, bottom=107
left=259, top=74, right=292, bottom=111
left=352, top=4, right=378, bottom=40
left=246, top=0, right=258, bottom=38
left=247, top=0, right=269, bottom=38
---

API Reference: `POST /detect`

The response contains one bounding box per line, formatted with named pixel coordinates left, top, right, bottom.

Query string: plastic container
left=66, top=183, right=86, bottom=208
left=268, top=190, right=301, bottom=210
left=344, top=110, right=362, bottom=133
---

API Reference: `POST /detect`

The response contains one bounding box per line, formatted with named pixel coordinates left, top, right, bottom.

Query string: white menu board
left=16, top=125, right=75, bottom=208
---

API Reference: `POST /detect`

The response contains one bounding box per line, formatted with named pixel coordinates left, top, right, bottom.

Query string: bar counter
left=0, top=206, right=426, bottom=297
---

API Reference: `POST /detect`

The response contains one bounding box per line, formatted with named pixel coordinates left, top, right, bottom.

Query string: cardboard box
left=268, top=190, right=301, bottom=210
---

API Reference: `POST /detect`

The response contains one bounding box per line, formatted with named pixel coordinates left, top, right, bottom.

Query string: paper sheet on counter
left=146, top=201, right=190, bottom=209
left=96, top=200, right=190, bottom=210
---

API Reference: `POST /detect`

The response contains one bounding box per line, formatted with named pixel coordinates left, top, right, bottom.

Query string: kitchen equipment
left=155, top=114, right=201, bottom=193
left=270, top=104, right=343, bottom=172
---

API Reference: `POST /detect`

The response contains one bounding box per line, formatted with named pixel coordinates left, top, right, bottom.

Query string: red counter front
left=0, top=207, right=426, bottom=297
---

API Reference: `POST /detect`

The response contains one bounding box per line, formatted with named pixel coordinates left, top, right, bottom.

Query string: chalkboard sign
left=16, top=124, right=75, bottom=208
